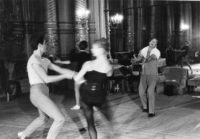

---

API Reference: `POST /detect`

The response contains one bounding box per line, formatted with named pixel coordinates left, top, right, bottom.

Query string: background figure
left=133, top=38, right=160, bottom=117
left=194, top=50, right=200, bottom=63
left=18, top=34, right=75, bottom=139
left=165, top=44, right=175, bottom=66
left=74, top=38, right=113, bottom=139
left=177, top=41, right=193, bottom=74
left=70, top=40, right=91, bottom=110
left=0, top=61, right=6, bottom=97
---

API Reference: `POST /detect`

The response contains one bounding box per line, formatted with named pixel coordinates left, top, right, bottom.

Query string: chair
left=162, top=67, right=188, bottom=95
left=108, top=64, right=132, bottom=94
left=187, top=75, right=200, bottom=93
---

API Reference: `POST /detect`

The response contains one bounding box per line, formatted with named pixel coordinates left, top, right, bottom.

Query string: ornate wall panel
left=136, top=0, right=144, bottom=50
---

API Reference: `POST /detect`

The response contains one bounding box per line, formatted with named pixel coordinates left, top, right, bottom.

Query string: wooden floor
left=1, top=91, right=200, bottom=139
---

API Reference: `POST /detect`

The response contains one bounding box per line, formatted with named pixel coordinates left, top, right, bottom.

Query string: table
left=188, top=76, right=200, bottom=93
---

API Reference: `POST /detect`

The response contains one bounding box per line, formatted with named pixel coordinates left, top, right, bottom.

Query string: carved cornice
left=10, top=21, right=77, bottom=34
left=58, top=29, right=75, bottom=34
left=58, top=21, right=74, bottom=27
left=10, top=20, right=96, bottom=35
left=58, top=21, right=75, bottom=34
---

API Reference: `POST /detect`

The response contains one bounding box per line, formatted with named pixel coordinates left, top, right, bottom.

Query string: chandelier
left=110, top=13, right=124, bottom=27
left=76, top=8, right=90, bottom=20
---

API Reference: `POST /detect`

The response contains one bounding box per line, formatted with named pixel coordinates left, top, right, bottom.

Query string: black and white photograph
left=1, top=0, right=200, bottom=139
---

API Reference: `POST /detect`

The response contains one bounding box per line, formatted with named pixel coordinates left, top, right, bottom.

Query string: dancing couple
left=18, top=34, right=113, bottom=139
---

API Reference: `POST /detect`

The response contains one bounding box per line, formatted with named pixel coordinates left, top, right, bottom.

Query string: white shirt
left=140, top=46, right=161, bottom=75
left=27, top=51, right=51, bottom=85
left=140, top=46, right=160, bottom=59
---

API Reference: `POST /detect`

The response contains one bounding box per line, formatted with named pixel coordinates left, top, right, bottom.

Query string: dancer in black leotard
left=80, top=71, right=108, bottom=107
left=74, top=38, right=113, bottom=139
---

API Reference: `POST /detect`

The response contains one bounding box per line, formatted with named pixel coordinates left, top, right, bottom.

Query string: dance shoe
left=71, top=105, right=80, bottom=110
left=142, top=108, right=148, bottom=113
left=148, top=113, right=156, bottom=118
left=18, top=132, right=26, bottom=139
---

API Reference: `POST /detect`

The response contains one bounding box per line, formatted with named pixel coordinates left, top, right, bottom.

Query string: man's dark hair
left=78, top=40, right=88, bottom=50
left=30, top=34, right=47, bottom=50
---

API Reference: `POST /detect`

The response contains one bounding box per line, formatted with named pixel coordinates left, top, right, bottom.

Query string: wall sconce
left=76, top=8, right=90, bottom=29
left=180, top=23, right=189, bottom=31
left=76, top=8, right=90, bottom=20
left=110, top=13, right=124, bottom=28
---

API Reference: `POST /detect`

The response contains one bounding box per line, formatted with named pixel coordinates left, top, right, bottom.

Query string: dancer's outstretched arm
left=132, top=51, right=144, bottom=64
left=107, top=68, right=113, bottom=77
left=32, top=63, right=69, bottom=83
left=49, top=63, right=76, bottom=79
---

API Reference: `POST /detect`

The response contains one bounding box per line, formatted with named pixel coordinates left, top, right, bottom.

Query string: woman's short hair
left=30, top=34, right=48, bottom=50
left=93, top=38, right=109, bottom=51
left=78, top=40, right=88, bottom=50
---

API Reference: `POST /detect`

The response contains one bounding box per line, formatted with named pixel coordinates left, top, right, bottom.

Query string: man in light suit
left=133, top=38, right=160, bottom=117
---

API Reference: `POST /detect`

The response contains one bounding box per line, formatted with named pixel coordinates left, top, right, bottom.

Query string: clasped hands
left=62, top=71, right=86, bottom=84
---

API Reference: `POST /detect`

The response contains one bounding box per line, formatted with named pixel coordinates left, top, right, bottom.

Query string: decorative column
left=150, top=0, right=156, bottom=38
left=56, top=0, right=75, bottom=57
left=192, top=2, right=200, bottom=50
left=124, top=0, right=135, bottom=51
left=173, top=2, right=181, bottom=49
left=166, top=1, right=174, bottom=46
left=98, top=0, right=107, bottom=38
left=105, top=0, right=110, bottom=42
left=104, top=0, right=112, bottom=59
left=75, top=0, right=89, bottom=47
left=46, top=0, right=59, bottom=56
left=22, top=0, right=31, bottom=58
left=137, top=0, right=144, bottom=50
left=0, top=0, right=5, bottom=43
